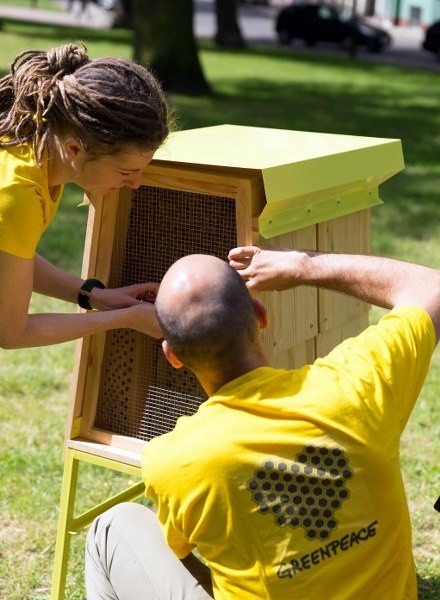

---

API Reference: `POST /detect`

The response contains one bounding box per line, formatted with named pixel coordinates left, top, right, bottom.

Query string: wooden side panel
left=254, top=225, right=318, bottom=366
left=317, top=209, right=371, bottom=333
left=65, top=192, right=119, bottom=441
left=69, top=169, right=263, bottom=453
left=273, top=338, right=316, bottom=370
left=70, top=192, right=122, bottom=441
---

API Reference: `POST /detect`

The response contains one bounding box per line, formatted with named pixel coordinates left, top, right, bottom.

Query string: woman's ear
left=252, top=298, right=269, bottom=330
left=64, top=137, right=84, bottom=160
left=162, top=339, right=184, bottom=369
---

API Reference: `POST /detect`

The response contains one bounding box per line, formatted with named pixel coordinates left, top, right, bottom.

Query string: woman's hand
left=125, top=301, right=163, bottom=339
left=89, top=282, right=160, bottom=311
left=0, top=250, right=163, bottom=347
left=228, top=245, right=302, bottom=292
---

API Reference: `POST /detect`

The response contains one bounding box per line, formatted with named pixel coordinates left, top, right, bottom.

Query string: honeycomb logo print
left=247, top=446, right=352, bottom=541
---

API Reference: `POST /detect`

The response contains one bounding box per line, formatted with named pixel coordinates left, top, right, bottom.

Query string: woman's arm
left=0, top=251, right=161, bottom=349
left=34, top=254, right=158, bottom=311
left=33, top=254, right=84, bottom=303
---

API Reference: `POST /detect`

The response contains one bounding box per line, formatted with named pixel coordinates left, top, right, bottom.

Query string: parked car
left=275, top=2, right=392, bottom=53
left=422, top=20, right=440, bottom=60
left=96, top=0, right=120, bottom=10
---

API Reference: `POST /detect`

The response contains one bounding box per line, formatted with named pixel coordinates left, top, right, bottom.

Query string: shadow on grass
left=418, top=574, right=440, bottom=600
left=1, top=29, right=438, bottom=248
left=0, top=21, right=132, bottom=46
left=189, top=45, right=440, bottom=161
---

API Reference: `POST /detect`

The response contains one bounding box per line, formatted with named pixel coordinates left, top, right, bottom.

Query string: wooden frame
left=66, top=163, right=372, bottom=459
left=52, top=125, right=403, bottom=598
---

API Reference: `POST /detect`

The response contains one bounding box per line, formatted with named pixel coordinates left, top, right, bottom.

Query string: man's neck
left=197, top=352, right=270, bottom=397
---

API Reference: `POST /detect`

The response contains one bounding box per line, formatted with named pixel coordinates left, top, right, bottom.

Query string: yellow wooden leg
left=51, top=447, right=79, bottom=600
left=51, top=447, right=144, bottom=599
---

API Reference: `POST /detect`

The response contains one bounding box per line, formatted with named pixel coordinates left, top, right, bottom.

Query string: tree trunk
left=364, top=0, right=376, bottom=17
left=215, top=0, right=246, bottom=47
left=132, top=0, right=211, bottom=95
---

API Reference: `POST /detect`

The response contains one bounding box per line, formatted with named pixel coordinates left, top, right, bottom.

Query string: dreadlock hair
left=0, top=43, right=171, bottom=166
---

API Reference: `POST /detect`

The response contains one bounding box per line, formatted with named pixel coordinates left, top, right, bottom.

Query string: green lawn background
left=0, top=10, right=438, bottom=599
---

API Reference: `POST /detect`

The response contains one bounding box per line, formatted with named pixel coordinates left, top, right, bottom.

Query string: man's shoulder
left=371, top=306, right=434, bottom=345
left=314, top=305, right=435, bottom=387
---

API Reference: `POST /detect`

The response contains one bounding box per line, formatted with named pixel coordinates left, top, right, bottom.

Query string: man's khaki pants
left=85, top=502, right=213, bottom=599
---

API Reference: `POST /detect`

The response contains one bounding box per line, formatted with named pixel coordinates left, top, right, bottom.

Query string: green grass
left=0, top=16, right=439, bottom=599
left=0, top=0, right=63, bottom=10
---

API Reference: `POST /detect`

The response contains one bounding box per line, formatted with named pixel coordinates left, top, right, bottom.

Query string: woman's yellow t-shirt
left=0, top=144, right=63, bottom=258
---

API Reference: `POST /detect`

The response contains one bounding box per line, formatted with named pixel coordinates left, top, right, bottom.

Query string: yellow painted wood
left=70, top=481, right=145, bottom=532
left=51, top=448, right=79, bottom=600
left=51, top=447, right=144, bottom=600
left=259, top=186, right=380, bottom=239
left=153, top=125, right=404, bottom=239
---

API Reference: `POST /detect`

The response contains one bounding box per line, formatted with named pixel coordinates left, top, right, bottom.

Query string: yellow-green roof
left=154, top=125, right=404, bottom=238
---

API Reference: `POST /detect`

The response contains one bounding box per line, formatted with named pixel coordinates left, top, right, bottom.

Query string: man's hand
left=228, top=245, right=303, bottom=292
left=230, top=245, right=440, bottom=343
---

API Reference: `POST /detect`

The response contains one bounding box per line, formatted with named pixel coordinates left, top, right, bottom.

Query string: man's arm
left=228, top=246, right=440, bottom=343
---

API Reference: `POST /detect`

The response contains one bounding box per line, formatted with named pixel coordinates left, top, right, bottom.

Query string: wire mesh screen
left=93, top=185, right=238, bottom=441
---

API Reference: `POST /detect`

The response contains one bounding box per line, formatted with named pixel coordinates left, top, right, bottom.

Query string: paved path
left=0, top=1, right=438, bottom=72
left=0, top=1, right=113, bottom=29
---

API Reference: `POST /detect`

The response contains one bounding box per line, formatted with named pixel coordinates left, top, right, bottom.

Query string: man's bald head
left=156, top=254, right=259, bottom=371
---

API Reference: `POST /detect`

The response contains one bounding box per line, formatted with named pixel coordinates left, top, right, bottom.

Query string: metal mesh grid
left=94, top=185, right=238, bottom=441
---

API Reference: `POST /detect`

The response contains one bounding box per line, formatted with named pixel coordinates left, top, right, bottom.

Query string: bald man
left=85, top=248, right=440, bottom=600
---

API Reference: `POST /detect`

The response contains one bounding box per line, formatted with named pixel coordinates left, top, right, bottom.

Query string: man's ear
left=162, top=339, right=184, bottom=369
left=252, top=298, right=269, bottom=330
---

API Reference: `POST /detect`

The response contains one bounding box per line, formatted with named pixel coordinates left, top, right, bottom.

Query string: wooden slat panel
left=317, top=210, right=371, bottom=332
left=272, top=338, right=316, bottom=370
left=256, top=225, right=318, bottom=360
left=67, top=192, right=118, bottom=441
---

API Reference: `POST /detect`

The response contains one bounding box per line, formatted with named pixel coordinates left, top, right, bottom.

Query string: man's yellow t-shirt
left=142, top=307, right=435, bottom=600
left=0, top=144, right=63, bottom=258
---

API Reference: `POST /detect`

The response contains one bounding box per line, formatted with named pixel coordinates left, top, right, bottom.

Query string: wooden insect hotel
left=51, top=125, right=404, bottom=598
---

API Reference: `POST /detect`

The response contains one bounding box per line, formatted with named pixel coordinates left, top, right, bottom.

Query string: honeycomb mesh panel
left=93, top=185, right=238, bottom=440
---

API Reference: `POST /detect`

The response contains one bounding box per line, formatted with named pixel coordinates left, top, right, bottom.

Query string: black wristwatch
left=78, top=278, right=106, bottom=310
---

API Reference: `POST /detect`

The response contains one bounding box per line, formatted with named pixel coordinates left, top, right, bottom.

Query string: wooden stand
left=51, top=125, right=404, bottom=598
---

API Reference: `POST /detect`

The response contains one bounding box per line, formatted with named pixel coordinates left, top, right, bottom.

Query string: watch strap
left=78, top=278, right=106, bottom=310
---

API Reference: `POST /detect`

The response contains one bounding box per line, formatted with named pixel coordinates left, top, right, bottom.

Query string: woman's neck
left=46, top=137, right=72, bottom=187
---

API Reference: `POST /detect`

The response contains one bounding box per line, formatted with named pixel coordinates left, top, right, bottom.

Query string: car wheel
left=367, top=40, right=382, bottom=53
left=278, top=29, right=292, bottom=45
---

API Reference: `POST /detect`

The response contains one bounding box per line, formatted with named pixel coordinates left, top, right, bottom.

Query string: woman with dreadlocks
left=0, top=43, right=171, bottom=349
